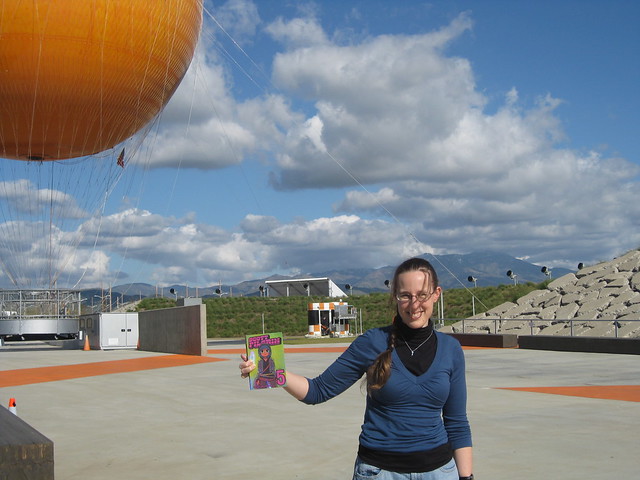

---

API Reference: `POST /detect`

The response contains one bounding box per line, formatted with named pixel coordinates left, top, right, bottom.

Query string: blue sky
left=1, top=0, right=638, bottom=290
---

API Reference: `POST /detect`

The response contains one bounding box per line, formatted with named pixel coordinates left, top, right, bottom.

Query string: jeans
left=352, top=457, right=458, bottom=480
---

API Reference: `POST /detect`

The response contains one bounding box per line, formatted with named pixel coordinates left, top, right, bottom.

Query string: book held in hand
left=245, top=332, right=287, bottom=390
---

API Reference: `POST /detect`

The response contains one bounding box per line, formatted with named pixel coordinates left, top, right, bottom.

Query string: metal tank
left=0, top=289, right=81, bottom=340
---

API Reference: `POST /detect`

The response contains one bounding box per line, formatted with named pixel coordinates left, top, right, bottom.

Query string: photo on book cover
left=245, top=332, right=287, bottom=390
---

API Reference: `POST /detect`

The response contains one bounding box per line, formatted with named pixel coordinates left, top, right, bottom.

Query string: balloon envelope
left=0, top=0, right=203, bottom=161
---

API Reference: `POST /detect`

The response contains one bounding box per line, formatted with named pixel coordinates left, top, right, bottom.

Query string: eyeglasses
left=396, top=292, right=434, bottom=303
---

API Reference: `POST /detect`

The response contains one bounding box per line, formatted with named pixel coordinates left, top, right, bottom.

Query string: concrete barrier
left=445, top=332, right=518, bottom=348
left=138, top=304, right=207, bottom=356
left=518, top=335, right=640, bottom=355
left=0, top=406, right=54, bottom=479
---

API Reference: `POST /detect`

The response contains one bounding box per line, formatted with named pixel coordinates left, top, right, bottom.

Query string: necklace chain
left=400, top=330, right=433, bottom=357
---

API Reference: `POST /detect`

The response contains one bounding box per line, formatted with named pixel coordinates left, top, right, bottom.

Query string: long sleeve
left=442, top=339, right=472, bottom=450
left=302, top=328, right=386, bottom=404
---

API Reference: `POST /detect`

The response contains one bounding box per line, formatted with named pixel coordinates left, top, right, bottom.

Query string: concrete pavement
left=1, top=340, right=638, bottom=479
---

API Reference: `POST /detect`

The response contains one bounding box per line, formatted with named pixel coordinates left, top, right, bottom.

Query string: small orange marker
left=83, top=335, right=90, bottom=351
left=8, top=397, right=17, bottom=415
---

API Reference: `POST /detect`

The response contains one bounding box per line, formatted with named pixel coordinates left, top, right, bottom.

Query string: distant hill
left=310, top=251, right=572, bottom=292
left=419, top=251, right=573, bottom=290
left=88, top=251, right=574, bottom=304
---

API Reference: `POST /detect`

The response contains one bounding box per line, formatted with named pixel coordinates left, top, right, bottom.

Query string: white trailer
left=79, top=312, right=139, bottom=350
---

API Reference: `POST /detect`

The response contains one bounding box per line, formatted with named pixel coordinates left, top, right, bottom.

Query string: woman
left=240, top=257, right=473, bottom=479
left=253, top=343, right=277, bottom=389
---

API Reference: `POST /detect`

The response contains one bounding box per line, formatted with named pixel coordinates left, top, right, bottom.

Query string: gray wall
left=0, top=406, right=54, bottom=479
left=446, top=332, right=518, bottom=348
left=518, top=335, right=640, bottom=355
left=138, top=304, right=207, bottom=356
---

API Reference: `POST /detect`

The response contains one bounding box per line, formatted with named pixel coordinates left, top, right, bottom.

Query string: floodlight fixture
left=345, top=283, right=353, bottom=296
left=467, top=276, right=477, bottom=287
left=506, top=270, right=518, bottom=285
left=541, top=266, right=552, bottom=279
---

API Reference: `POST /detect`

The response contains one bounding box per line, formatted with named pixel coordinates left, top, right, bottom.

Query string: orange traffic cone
left=8, top=397, right=17, bottom=415
left=83, top=334, right=90, bottom=351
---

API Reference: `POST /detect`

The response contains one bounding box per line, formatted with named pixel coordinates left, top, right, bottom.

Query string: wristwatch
left=459, top=475, right=474, bottom=480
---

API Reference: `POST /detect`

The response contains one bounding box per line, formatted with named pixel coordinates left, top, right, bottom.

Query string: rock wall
left=446, top=249, right=640, bottom=338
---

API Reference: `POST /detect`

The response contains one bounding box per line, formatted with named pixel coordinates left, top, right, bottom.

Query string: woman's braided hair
left=365, top=257, right=439, bottom=395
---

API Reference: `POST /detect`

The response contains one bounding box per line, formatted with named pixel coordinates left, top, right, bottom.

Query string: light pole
left=467, top=276, right=477, bottom=316
left=506, top=270, right=518, bottom=285
left=94, top=293, right=110, bottom=312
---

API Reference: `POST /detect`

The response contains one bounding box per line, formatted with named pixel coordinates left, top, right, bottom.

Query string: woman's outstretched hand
left=239, top=352, right=309, bottom=401
left=239, top=353, right=255, bottom=378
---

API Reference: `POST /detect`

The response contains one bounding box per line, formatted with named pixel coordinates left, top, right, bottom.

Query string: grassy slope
left=135, top=281, right=550, bottom=338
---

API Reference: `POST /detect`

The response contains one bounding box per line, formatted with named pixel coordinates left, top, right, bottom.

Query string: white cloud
left=0, top=179, right=87, bottom=218
left=46, top=209, right=418, bottom=287
left=265, top=16, right=329, bottom=48
left=336, top=187, right=399, bottom=213
left=145, top=43, right=301, bottom=170
left=268, top=14, right=483, bottom=189
left=213, top=0, right=261, bottom=43
left=238, top=213, right=414, bottom=274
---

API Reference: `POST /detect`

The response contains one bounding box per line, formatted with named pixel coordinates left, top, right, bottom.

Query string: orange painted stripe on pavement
left=499, top=385, right=640, bottom=403
left=0, top=355, right=224, bottom=388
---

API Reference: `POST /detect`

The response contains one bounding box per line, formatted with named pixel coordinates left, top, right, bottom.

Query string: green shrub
left=136, top=297, right=176, bottom=311
left=137, top=281, right=549, bottom=337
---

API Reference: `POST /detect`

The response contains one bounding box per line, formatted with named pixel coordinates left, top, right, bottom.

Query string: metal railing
left=446, top=318, right=640, bottom=338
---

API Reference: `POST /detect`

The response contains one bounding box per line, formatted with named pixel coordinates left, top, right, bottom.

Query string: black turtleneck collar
left=396, top=316, right=434, bottom=344
left=394, top=316, right=437, bottom=376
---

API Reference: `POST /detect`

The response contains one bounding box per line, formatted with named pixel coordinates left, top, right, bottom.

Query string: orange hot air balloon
left=0, top=0, right=203, bottom=161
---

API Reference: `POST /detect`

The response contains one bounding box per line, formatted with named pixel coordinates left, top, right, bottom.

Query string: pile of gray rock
left=445, top=249, right=640, bottom=338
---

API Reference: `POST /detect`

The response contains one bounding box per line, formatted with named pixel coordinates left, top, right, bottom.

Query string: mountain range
left=83, top=251, right=575, bottom=305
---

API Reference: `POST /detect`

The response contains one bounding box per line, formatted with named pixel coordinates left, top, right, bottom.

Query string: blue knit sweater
left=302, top=326, right=472, bottom=452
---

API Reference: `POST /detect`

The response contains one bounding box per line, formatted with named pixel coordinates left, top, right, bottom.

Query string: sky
left=1, top=0, right=639, bottom=290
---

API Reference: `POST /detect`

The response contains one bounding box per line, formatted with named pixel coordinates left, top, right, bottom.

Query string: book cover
left=245, top=332, right=287, bottom=390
